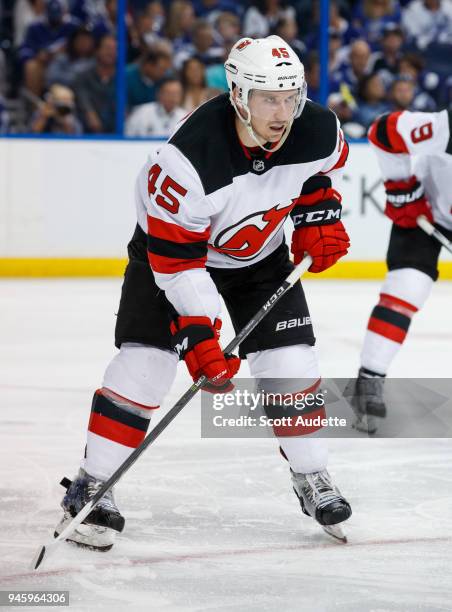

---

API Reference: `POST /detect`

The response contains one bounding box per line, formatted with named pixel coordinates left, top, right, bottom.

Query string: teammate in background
left=351, top=109, right=452, bottom=433
left=55, top=36, right=352, bottom=549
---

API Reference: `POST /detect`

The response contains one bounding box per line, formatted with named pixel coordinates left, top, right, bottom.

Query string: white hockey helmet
left=224, top=36, right=307, bottom=150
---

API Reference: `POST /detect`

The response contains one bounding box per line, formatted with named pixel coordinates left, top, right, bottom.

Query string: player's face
left=248, top=89, right=299, bottom=142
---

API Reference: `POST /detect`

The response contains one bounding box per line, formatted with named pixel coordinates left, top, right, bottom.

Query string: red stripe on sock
left=379, top=293, right=417, bottom=316
left=98, top=388, right=159, bottom=411
left=368, top=317, right=407, bottom=343
left=272, top=407, right=327, bottom=437
left=265, top=379, right=321, bottom=405
left=88, top=412, right=146, bottom=448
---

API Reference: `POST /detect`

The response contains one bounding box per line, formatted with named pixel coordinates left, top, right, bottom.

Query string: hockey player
left=351, top=109, right=452, bottom=433
left=55, top=36, right=352, bottom=549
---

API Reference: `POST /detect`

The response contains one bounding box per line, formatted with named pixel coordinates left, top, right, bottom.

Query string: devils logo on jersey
left=211, top=201, right=295, bottom=261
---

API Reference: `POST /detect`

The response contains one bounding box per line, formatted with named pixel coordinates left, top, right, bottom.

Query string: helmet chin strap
left=230, top=95, right=294, bottom=154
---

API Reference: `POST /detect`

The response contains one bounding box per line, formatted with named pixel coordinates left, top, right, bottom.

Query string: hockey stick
left=31, top=254, right=313, bottom=570
left=417, top=215, right=452, bottom=255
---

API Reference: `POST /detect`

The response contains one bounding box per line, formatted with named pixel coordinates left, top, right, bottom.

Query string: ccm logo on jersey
left=292, top=208, right=341, bottom=227
left=275, top=317, right=311, bottom=331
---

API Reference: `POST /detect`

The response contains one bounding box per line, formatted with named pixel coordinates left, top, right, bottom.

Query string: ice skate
left=54, top=469, right=125, bottom=551
left=292, top=469, right=351, bottom=543
left=347, top=368, right=387, bottom=434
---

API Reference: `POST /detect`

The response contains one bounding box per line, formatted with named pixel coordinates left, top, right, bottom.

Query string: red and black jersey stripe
left=147, top=216, right=210, bottom=274
left=368, top=112, right=408, bottom=154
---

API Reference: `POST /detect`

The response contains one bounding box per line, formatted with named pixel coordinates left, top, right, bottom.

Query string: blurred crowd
left=0, top=0, right=451, bottom=137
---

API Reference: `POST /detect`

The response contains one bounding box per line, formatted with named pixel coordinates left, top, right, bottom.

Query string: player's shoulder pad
left=286, top=100, right=339, bottom=162
left=168, top=93, right=238, bottom=196
left=368, top=111, right=409, bottom=154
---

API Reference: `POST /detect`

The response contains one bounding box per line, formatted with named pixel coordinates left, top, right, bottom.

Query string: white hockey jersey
left=368, top=109, right=452, bottom=231
left=134, top=94, right=348, bottom=320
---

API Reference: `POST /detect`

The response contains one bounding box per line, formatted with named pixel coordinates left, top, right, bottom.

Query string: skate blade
left=54, top=518, right=115, bottom=551
left=322, top=523, right=347, bottom=543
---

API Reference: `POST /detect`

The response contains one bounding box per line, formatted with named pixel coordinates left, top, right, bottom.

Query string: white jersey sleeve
left=136, top=143, right=222, bottom=322
left=368, top=110, right=452, bottom=180
left=318, top=118, right=348, bottom=189
left=290, top=117, right=348, bottom=223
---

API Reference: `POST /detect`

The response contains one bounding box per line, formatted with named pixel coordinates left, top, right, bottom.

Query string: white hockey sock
left=83, top=388, right=157, bottom=480
left=360, top=268, right=433, bottom=375
left=247, top=345, right=328, bottom=474
left=82, top=344, right=178, bottom=480
left=279, top=436, right=328, bottom=474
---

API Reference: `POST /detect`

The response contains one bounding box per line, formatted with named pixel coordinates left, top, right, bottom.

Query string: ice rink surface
left=0, top=278, right=451, bottom=612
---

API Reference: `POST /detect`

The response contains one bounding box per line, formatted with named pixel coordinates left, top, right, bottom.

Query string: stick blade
left=31, top=545, right=47, bottom=570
